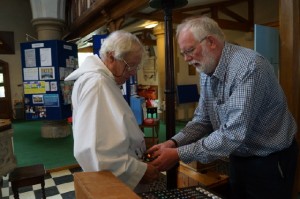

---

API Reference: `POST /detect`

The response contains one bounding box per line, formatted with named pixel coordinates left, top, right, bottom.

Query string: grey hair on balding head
left=99, top=30, right=144, bottom=61
left=176, top=16, right=225, bottom=42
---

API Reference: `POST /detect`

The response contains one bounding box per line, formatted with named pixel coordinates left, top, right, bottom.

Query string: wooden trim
left=261, top=21, right=279, bottom=28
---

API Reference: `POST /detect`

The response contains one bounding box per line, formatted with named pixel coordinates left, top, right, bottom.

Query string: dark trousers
left=229, top=139, right=298, bottom=199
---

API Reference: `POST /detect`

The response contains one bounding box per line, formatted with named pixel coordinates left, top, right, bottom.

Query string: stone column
left=30, top=0, right=66, bottom=40
left=30, top=0, right=71, bottom=138
left=31, top=18, right=65, bottom=40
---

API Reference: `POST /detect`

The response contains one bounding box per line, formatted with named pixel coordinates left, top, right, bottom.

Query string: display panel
left=20, top=40, right=78, bottom=120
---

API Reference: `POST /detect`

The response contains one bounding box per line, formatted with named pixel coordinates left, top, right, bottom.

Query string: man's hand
left=149, top=147, right=179, bottom=171
left=147, top=140, right=177, bottom=155
left=140, top=163, right=160, bottom=184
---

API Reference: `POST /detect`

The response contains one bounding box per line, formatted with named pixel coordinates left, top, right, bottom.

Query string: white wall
left=0, top=0, right=36, bottom=107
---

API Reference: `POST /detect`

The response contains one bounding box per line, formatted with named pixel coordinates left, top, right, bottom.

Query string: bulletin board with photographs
left=20, top=40, right=78, bottom=120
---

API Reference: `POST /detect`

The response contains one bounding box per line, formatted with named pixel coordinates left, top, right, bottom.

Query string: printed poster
left=24, top=81, right=46, bottom=94
left=23, top=68, right=39, bottom=80
left=24, top=49, right=36, bottom=67
left=39, top=67, right=55, bottom=80
left=40, top=48, right=52, bottom=66
left=32, top=94, right=44, bottom=104
left=44, top=94, right=60, bottom=107
left=50, top=81, right=58, bottom=91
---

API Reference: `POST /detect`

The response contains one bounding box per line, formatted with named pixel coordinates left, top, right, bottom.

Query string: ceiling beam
left=215, top=18, right=251, bottom=31
left=130, top=0, right=253, bottom=32
left=64, top=0, right=253, bottom=42
left=178, top=0, right=248, bottom=12
left=64, top=0, right=149, bottom=41
left=219, top=7, right=248, bottom=23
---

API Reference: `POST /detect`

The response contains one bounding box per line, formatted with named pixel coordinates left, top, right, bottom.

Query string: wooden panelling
left=280, top=0, right=300, bottom=125
left=177, top=162, right=228, bottom=189
left=279, top=0, right=300, bottom=197
left=64, top=0, right=254, bottom=41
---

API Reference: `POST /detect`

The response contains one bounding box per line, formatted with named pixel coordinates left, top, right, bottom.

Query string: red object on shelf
left=144, top=118, right=154, bottom=124
left=146, top=99, right=152, bottom=107
left=67, top=117, right=72, bottom=124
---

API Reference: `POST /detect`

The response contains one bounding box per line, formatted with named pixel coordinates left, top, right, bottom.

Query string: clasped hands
left=146, top=140, right=180, bottom=172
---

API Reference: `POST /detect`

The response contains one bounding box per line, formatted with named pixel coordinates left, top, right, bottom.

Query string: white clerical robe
left=65, top=55, right=147, bottom=189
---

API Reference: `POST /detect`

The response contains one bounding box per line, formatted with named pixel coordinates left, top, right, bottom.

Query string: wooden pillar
left=279, top=0, right=300, bottom=198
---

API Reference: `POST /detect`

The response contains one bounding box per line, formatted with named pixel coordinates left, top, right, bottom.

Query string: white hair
left=99, top=30, right=144, bottom=61
left=176, top=16, right=225, bottom=42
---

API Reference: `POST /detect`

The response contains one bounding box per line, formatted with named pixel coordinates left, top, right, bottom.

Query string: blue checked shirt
left=173, top=42, right=297, bottom=164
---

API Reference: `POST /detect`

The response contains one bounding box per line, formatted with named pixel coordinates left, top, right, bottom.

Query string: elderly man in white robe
left=65, top=30, right=159, bottom=192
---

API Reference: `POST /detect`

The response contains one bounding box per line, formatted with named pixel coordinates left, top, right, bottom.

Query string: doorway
left=0, top=59, right=12, bottom=119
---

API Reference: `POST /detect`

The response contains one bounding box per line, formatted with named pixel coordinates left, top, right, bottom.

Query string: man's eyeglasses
left=122, top=59, right=141, bottom=72
left=180, top=36, right=207, bottom=57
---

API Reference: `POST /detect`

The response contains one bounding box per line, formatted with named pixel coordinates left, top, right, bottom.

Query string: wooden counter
left=0, top=119, right=12, bottom=131
left=74, top=171, right=140, bottom=199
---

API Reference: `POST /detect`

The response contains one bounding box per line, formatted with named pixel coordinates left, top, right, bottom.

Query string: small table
left=140, top=119, right=160, bottom=148
left=9, top=164, right=46, bottom=199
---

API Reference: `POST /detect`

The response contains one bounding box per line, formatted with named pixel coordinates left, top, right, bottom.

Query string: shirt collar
left=211, top=42, right=231, bottom=83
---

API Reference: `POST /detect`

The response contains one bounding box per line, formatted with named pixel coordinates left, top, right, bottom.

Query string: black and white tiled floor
left=1, top=167, right=166, bottom=199
left=1, top=167, right=82, bottom=199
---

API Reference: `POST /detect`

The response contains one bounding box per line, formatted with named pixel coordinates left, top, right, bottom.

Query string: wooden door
left=0, top=60, right=12, bottom=119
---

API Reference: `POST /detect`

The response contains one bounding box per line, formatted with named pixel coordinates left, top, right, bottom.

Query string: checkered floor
left=1, top=167, right=166, bottom=199
left=1, top=167, right=82, bottom=199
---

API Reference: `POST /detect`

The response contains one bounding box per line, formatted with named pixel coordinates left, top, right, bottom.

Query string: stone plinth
left=41, top=120, right=71, bottom=138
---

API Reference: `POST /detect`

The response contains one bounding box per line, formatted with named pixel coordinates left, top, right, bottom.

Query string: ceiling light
left=145, top=23, right=158, bottom=29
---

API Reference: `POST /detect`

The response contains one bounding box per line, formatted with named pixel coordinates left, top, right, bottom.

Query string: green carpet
left=143, top=120, right=187, bottom=142
left=12, top=120, right=187, bottom=170
left=12, top=120, right=77, bottom=170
